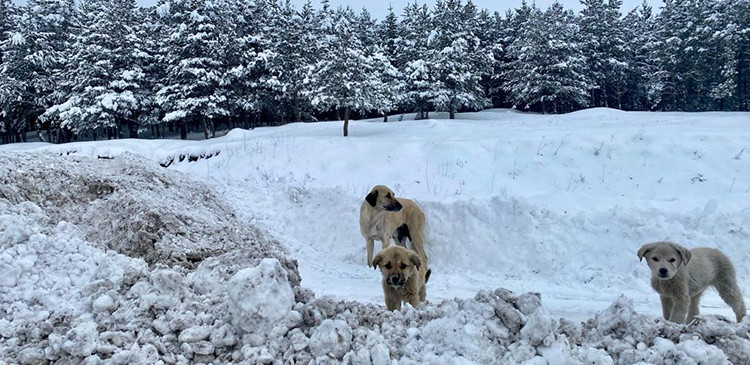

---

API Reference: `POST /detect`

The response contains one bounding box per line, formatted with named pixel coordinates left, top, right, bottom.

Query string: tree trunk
left=203, top=119, right=209, bottom=139
left=36, top=127, right=46, bottom=143
left=128, top=118, right=138, bottom=139
left=294, top=97, right=302, bottom=123
left=449, top=109, right=455, bottom=119
left=343, top=106, right=350, bottom=137
left=180, top=120, right=187, bottom=140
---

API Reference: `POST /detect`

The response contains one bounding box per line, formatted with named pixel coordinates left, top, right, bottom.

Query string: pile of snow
left=0, top=152, right=303, bottom=363
left=0, top=152, right=289, bottom=270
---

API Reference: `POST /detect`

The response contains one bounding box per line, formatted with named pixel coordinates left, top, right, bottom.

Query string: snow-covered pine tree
left=430, top=0, right=492, bottom=119
left=0, top=0, right=76, bottom=142
left=262, top=0, right=319, bottom=124
left=621, top=1, right=658, bottom=110
left=305, top=6, right=396, bottom=136
left=0, top=0, right=17, bottom=143
left=500, top=1, right=545, bottom=111
left=43, top=0, right=148, bottom=139
left=399, top=2, right=438, bottom=119
left=579, top=0, right=629, bottom=108
left=474, top=8, right=504, bottom=108
left=218, top=0, right=270, bottom=129
left=702, top=0, right=742, bottom=110
left=156, top=0, right=232, bottom=139
left=377, top=5, right=404, bottom=121
left=738, top=0, right=750, bottom=110
left=538, top=1, right=591, bottom=113
left=502, top=1, right=591, bottom=113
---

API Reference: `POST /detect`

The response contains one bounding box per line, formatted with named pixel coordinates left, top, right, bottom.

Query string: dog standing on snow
left=372, top=246, right=431, bottom=310
left=359, top=185, right=426, bottom=266
left=638, top=241, right=746, bottom=324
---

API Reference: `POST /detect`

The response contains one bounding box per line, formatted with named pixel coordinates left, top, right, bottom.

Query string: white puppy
left=638, top=241, right=746, bottom=324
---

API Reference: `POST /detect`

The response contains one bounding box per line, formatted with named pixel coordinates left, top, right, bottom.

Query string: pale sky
left=11, top=0, right=655, bottom=17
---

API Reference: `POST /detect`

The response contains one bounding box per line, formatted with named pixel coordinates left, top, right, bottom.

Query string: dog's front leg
left=406, top=294, right=420, bottom=309
left=366, top=238, right=375, bottom=266
left=385, top=296, right=401, bottom=311
left=380, top=235, right=391, bottom=250
left=668, top=295, right=690, bottom=324
left=660, top=296, right=673, bottom=321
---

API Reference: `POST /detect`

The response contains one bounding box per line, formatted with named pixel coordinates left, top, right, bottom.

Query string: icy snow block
left=61, top=316, right=99, bottom=357
left=227, top=258, right=295, bottom=333
left=309, top=319, right=353, bottom=359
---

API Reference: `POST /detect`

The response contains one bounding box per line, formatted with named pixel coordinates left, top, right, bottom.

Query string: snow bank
left=2, top=150, right=750, bottom=363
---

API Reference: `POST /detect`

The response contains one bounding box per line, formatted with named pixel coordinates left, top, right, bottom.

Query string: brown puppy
left=372, top=246, right=430, bottom=310
left=359, top=185, right=427, bottom=266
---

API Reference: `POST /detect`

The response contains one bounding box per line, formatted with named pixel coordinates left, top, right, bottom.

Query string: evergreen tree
left=502, top=1, right=591, bottom=113
left=430, top=0, right=492, bottom=118
left=305, top=6, right=396, bottom=136
left=579, top=0, right=629, bottom=108
left=262, top=0, right=319, bottom=124
left=156, top=0, right=232, bottom=139
left=44, top=0, right=148, bottom=139
left=737, top=0, right=750, bottom=110
left=621, top=1, right=658, bottom=110
left=0, top=0, right=76, bottom=142
left=377, top=5, right=404, bottom=121
left=399, top=2, right=438, bottom=119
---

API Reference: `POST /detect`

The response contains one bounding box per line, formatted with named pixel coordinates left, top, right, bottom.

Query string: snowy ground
left=2, top=108, right=750, bottom=363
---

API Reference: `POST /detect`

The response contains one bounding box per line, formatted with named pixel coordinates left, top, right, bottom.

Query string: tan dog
left=638, top=241, right=746, bottom=324
left=359, top=185, right=426, bottom=266
left=372, top=246, right=430, bottom=310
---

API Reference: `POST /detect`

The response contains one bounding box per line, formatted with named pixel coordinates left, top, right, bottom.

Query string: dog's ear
left=675, top=244, right=692, bottom=266
left=408, top=252, right=422, bottom=271
left=637, top=243, right=654, bottom=262
left=372, top=252, right=383, bottom=270
left=365, top=190, right=378, bottom=207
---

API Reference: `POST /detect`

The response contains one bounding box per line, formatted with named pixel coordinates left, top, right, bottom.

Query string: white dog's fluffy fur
left=638, top=241, right=746, bottom=324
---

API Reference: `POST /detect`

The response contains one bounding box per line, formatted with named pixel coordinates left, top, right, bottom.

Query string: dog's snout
left=386, top=201, right=403, bottom=212
left=659, top=268, right=668, bottom=276
left=387, top=274, right=402, bottom=286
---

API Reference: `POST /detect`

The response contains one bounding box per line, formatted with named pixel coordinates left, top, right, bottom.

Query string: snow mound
left=0, top=152, right=303, bottom=363
left=0, top=152, right=290, bottom=272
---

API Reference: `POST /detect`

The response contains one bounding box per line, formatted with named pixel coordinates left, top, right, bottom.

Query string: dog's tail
left=425, top=268, right=431, bottom=283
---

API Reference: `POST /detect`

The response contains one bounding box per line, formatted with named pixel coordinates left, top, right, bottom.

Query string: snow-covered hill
left=2, top=108, right=750, bottom=363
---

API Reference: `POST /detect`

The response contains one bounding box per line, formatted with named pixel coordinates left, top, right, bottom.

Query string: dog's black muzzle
left=386, top=274, right=405, bottom=287
left=385, top=201, right=403, bottom=212
left=658, top=268, right=669, bottom=278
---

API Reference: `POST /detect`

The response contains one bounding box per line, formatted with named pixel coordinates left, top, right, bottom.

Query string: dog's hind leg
left=366, top=238, right=375, bottom=266
left=409, top=230, right=427, bottom=263
left=660, top=296, right=673, bottom=321
left=688, top=292, right=703, bottom=323
left=715, top=279, right=746, bottom=322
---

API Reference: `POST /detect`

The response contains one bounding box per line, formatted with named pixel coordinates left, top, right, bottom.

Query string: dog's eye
left=400, top=263, right=408, bottom=270
left=384, top=263, right=392, bottom=269
left=668, top=258, right=676, bottom=263
left=652, top=257, right=659, bottom=262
